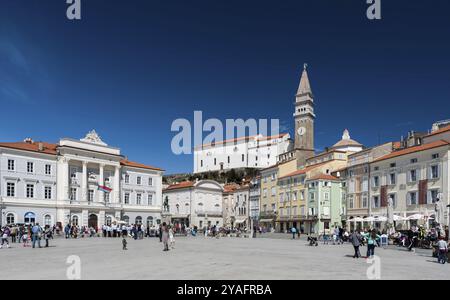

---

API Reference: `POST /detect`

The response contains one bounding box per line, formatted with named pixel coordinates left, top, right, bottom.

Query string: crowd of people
left=0, top=223, right=54, bottom=249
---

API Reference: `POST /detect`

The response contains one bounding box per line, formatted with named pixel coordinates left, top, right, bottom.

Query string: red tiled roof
left=120, top=159, right=164, bottom=171
left=278, top=162, right=328, bottom=180
left=308, top=174, right=340, bottom=181
left=426, top=124, right=450, bottom=137
left=0, top=141, right=58, bottom=155
left=195, top=133, right=288, bottom=150
left=373, top=140, right=450, bottom=162
left=164, top=181, right=195, bottom=191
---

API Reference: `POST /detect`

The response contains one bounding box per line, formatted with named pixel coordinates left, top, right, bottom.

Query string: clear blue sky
left=1, top=0, right=449, bottom=174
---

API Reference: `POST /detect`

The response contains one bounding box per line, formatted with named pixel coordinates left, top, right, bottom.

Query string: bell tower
left=294, top=64, right=315, bottom=168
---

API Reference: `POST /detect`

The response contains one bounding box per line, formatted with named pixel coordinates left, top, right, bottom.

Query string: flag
left=98, top=185, right=112, bottom=193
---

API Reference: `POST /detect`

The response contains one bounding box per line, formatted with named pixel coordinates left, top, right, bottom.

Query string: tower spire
left=297, top=63, right=312, bottom=96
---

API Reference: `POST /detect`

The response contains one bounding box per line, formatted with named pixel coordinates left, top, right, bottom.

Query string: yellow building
left=259, top=165, right=279, bottom=231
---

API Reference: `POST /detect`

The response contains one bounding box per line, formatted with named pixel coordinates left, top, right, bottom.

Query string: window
left=432, top=153, right=439, bottom=159
left=309, top=192, right=315, bottom=201
left=271, top=204, right=276, bottom=211
left=263, top=189, right=267, bottom=198
left=148, top=194, right=153, bottom=205
left=45, top=164, right=52, bottom=175
left=136, top=193, right=142, bottom=205
left=410, top=158, right=418, bottom=164
left=390, top=163, right=396, bottom=168
left=293, top=191, right=298, bottom=201
left=227, top=156, right=230, bottom=164
left=324, top=192, right=329, bottom=200
left=44, top=215, right=52, bottom=226
left=70, top=168, right=77, bottom=179
left=389, top=173, right=396, bottom=185
left=26, top=184, right=34, bottom=198
left=7, top=159, right=15, bottom=171
left=408, top=192, right=417, bottom=206
left=349, top=197, right=354, bottom=209
left=88, top=189, right=94, bottom=202
left=373, top=196, right=380, bottom=208
left=124, top=193, right=130, bottom=204
left=72, top=216, right=79, bottom=226
left=137, top=176, right=141, bottom=185
left=300, top=190, right=305, bottom=200
left=373, top=176, right=380, bottom=187
left=242, top=154, right=245, bottom=162
left=428, top=190, right=439, bottom=204
left=7, top=183, right=15, bottom=197
left=125, top=174, right=130, bottom=184
left=374, top=166, right=379, bottom=171
left=214, top=158, right=217, bottom=165
left=409, top=169, right=417, bottom=182
left=271, top=173, right=276, bottom=181
left=68, top=188, right=76, bottom=201
left=44, top=187, right=52, bottom=199
left=362, top=196, right=368, bottom=208
left=389, top=194, right=396, bottom=208
left=27, top=162, right=34, bottom=173
left=148, top=178, right=153, bottom=186
left=279, top=193, right=284, bottom=203
left=271, top=187, right=276, bottom=196
left=6, top=213, right=15, bottom=225
left=200, top=160, right=203, bottom=167
left=104, top=192, right=110, bottom=203
left=430, top=165, right=439, bottom=179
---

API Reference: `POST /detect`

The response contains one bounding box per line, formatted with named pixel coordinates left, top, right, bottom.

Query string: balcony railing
left=195, top=210, right=223, bottom=217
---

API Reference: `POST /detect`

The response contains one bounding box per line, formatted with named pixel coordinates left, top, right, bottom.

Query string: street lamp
left=0, top=198, right=6, bottom=226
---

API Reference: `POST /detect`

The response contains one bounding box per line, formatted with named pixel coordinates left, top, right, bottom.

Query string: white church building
left=0, top=131, right=164, bottom=229
left=193, top=133, right=293, bottom=174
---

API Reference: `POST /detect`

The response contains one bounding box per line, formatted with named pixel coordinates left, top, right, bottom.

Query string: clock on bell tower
left=293, top=64, right=315, bottom=168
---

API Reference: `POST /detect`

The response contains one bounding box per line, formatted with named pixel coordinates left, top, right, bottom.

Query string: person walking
left=349, top=230, right=362, bottom=258
left=44, top=225, right=52, bottom=248
left=363, top=229, right=380, bottom=258
left=0, top=226, right=11, bottom=249
left=64, top=224, right=71, bottom=239
left=169, top=226, right=175, bottom=249
left=437, top=236, right=448, bottom=264
left=291, top=226, right=297, bottom=239
left=161, top=223, right=169, bottom=251
left=31, top=223, right=43, bottom=249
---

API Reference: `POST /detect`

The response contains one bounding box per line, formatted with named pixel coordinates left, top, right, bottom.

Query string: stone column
left=82, top=209, right=89, bottom=227
left=114, top=166, right=121, bottom=204
left=98, top=164, right=105, bottom=203
left=99, top=210, right=106, bottom=227
left=82, top=161, right=88, bottom=202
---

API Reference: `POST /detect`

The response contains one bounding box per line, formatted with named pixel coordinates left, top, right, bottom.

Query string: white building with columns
left=0, top=131, right=164, bottom=229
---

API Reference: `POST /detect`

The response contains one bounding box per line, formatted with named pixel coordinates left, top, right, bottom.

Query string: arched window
left=72, top=215, right=79, bottom=226
left=135, top=216, right=142, bottom=225
left=123, top=215, right=130, bottom=225
left=146, top=216, right=154, bottom=227
left=24, top=212, right=36, bottom=224
left=6, top=213, right=15, bottom=225
left=44, top=215, right=52, bottom=226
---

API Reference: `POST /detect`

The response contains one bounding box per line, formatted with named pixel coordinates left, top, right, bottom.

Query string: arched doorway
left=135, top=216, right=142, bottom=225
left=88, top=214, right=98, bottom=229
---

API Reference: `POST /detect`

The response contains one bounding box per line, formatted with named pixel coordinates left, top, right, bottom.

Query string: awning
left=235, top=219, right=247, bottom=224
left=259, top=219, right=274, bottom=223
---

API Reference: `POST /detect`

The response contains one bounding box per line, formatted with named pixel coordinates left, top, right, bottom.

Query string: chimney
left=38, top=142, right=44, bottom=152
left=24, top=138, right=34, bottom=144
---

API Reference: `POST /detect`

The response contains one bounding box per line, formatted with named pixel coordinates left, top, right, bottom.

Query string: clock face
left=297, top=127, right=306, bottom=136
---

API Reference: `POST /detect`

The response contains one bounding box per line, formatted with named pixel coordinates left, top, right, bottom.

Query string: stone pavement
left=0, top=235, right=448, bottom=280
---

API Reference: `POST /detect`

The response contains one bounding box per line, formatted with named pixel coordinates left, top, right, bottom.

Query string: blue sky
left=1, top=0, right=449, bottom=174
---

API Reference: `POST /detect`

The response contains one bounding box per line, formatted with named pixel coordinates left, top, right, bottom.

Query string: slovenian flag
left=98, top=185, right=112, bottom=193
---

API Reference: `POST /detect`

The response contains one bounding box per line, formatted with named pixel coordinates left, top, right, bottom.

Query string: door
left=88, top=214, right=98, bottom=229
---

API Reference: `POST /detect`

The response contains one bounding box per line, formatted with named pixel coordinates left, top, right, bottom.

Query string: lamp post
left=0, top=198, right=6, bottom=227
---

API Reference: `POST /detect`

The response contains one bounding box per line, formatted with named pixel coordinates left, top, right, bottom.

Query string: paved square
left=0, top=235, right=448, bottom=280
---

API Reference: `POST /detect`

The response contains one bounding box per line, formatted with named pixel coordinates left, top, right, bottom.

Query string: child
left=22, top=232, right=29, bottom=247
left=122, top=237, right=127, bottom=250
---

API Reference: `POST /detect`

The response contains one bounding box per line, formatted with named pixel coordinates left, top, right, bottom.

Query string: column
left=114, top=166, right=121, bottom=204
left=99, top=210, right=106, bottom=227
left=98, top=164, right=105, bottom=203
left=82, top=161, right=88, bottom=202
left=82, top=209, right=89, bottom=227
